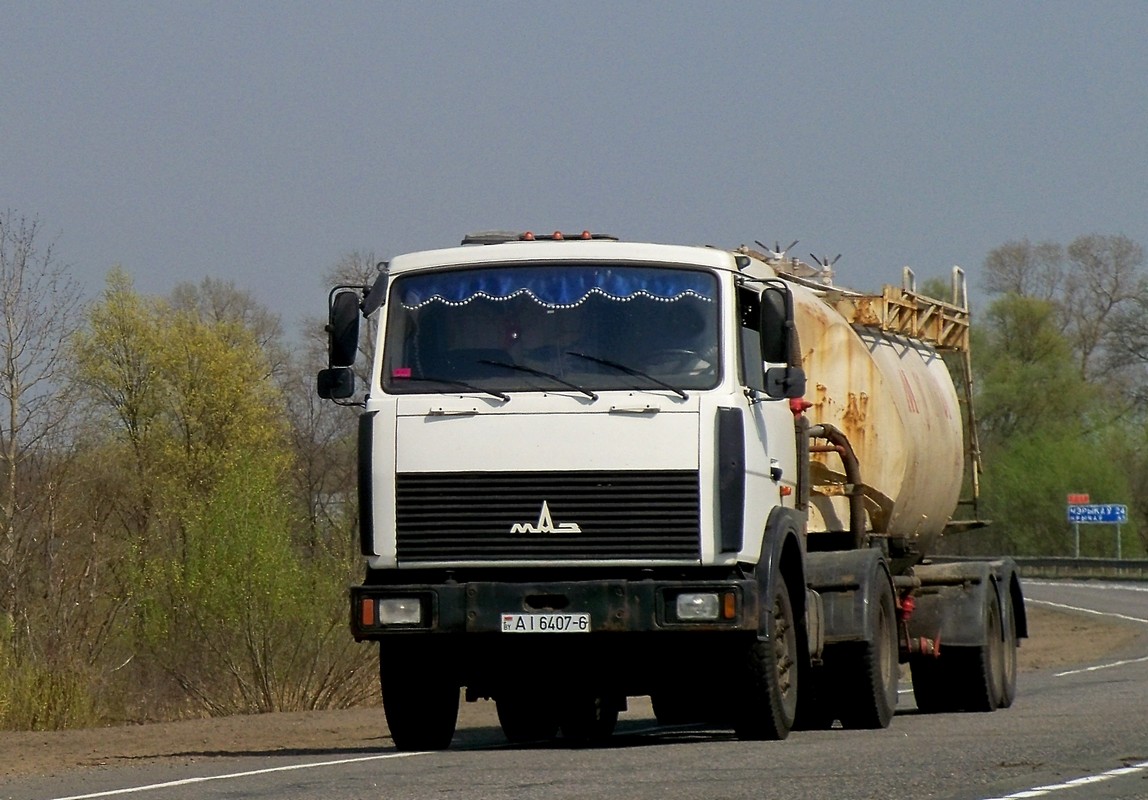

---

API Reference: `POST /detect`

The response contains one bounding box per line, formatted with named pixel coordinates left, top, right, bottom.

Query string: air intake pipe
left=806, top=423, right=866, bottom=549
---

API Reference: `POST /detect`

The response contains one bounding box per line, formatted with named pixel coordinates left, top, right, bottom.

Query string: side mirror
left=317, top=367, right=355, bottom=400
left=759, top=282, right=804, bottom=399
left=760, top=285, right=792, bottom=364
left=328, top=290, right=361, bottom=367
left=765, top=366, right=806, bottom=399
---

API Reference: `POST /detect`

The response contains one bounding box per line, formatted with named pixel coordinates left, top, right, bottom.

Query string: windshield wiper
left=409, top=376, right=510, bottom=402
left=479, top=359, right=598, bottom=400
left=565, top=351, right=688, bottom=400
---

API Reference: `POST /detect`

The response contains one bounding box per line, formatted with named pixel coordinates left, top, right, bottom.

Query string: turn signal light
left=722, top=591, right=737, bottom=620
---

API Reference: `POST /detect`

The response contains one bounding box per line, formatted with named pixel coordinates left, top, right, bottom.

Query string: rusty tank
left=784, top=269, right=972, bottom=557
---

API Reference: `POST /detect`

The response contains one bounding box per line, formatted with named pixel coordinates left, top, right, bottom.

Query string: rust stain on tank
left=842, top=391, right=869, bottom=454
left=810, top=380, right=831, bottom=418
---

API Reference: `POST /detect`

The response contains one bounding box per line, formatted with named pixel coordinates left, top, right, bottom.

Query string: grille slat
left=395, top=470, right=701, bottom=561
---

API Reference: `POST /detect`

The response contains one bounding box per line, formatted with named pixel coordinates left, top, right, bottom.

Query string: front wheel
left=732, top=576, right=798, bottom=741
left=380, top=643, right=459, bottom=751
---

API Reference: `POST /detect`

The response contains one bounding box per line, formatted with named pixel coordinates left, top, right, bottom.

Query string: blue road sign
left=1066, top=503, right=1128, bottom=524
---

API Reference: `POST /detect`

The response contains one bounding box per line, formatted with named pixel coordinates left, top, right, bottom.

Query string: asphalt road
left=7, top=579, right=1148, bottom=800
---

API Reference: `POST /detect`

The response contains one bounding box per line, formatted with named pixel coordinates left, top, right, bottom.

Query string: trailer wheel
left=380, top=644, right=459, bottom=751
left=909, top=654, right=954, bottom=714
left=496, top=692, right=560, bottom=744
left=838, top=574, right=898, bottom=729
left=559, top=694, right=620, bottom=745
left=733, top=575, right=798, bottom=741
left=960, top=587, right=1004, bottom=712
left=997, top=591, right=1018, bottom=709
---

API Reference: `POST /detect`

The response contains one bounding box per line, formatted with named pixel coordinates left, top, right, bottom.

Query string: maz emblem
left=510, top=501, right=582, bottom=534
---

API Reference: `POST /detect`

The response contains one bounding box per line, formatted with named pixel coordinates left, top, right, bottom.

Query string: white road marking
left=980, top=759, right=1148, bottom=799
left=1025, top=598, right=1148, bottom=676
left=1054, top=655, right=1148, bottom=677
left=1025, top=580, right=1148, bottom=593
left=43, top=751, right=428, bottom=800
left=1025, top=598, right=1148, bottom=626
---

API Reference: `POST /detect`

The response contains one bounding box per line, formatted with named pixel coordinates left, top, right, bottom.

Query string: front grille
left=395, top=470, right=700, bottom=562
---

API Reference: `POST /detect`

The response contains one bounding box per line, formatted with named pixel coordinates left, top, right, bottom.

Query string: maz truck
left=317, top=231, right=1026, bottom=750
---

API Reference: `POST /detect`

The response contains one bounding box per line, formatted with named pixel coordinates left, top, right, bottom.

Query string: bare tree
left=0, top=211, right=83, bottom=616
left=1100, top=273, right=1148, bottom=411
left=983, top=234, right=1147, bottom=387
left=170, top=277, right=287, bottom=379
left=287, top=252, right=384, bottom=551
left=982, top=238, right=1065, bottom=302
left=1062, top=234, right=1146, bottom=381
left=320, top=250, right=384, bottom=379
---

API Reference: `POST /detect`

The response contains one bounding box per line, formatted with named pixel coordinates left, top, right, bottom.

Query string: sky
left=3, top=3, right=1147, bottom=339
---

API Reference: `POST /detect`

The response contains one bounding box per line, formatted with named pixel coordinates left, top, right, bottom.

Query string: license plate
left=501, top=613, right=591, bottom=633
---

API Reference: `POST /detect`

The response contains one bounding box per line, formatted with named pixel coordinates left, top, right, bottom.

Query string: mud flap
left=805, top=548, right=890, bottom=645
left=907, top=560, right=997, bottom=647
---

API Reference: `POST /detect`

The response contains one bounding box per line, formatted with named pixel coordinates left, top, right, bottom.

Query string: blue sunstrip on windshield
left=395, top=266, right=716, bottom=309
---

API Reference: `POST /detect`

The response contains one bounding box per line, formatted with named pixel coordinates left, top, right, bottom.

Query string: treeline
left=1, top=211, right=1145, bottom=730
left=948, top=233, right=1148, bottom=559
left=1, top=211, right=375, bottom=729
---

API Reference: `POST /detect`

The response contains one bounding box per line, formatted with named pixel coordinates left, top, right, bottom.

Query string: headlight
left=675, top=592, right=720, bottom=621
left=377, top=597, right=422, bottom=625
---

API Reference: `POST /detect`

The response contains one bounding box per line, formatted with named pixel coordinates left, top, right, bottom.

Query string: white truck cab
left=318, top=231, right=1024, bottom=750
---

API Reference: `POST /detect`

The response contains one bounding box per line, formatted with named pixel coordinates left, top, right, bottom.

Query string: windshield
left=381, top=264, right=720, bottom=395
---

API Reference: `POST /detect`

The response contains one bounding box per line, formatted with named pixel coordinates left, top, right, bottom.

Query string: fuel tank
left=789, top=284, right=965, bottom=553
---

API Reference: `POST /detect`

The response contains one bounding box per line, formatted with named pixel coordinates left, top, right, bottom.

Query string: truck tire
left=909, top=654, right=955, bottom=714
left=380, top=645, right=459, bottom=751
left=559, top=694, right=620, bottom=745
left=732, top=575, right=798, bottom=741
left=791, top=663, right=836, bottom=730
left=916, top=587, right=1004, bottom=714
left=998, top=591, right=1018, bottom=709
left=496, top=692, right=560, bottom=744
left=837, top=573, right=898, bottom=729
left=956, top=586, right=1004, bottom=713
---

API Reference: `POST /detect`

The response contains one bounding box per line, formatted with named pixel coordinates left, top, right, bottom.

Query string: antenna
left=809, top=253, right=842, bottom=268
left=809, top=253, right=842, bottom=286
left=754, top=239, right=799, bottom=261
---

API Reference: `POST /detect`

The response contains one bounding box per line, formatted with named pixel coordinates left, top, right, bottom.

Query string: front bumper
left=350, top=577, right=761, bottom=640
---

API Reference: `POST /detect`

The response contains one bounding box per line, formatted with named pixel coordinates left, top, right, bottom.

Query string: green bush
left=136, top=453, right=374, bottom=715
left=0, top=624, right=97, bottom=730
left=978, top=429, right=1140, bottom=557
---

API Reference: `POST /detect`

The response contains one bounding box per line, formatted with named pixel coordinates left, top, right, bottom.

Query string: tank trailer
left=317, top=232, right=1026, bottom=749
